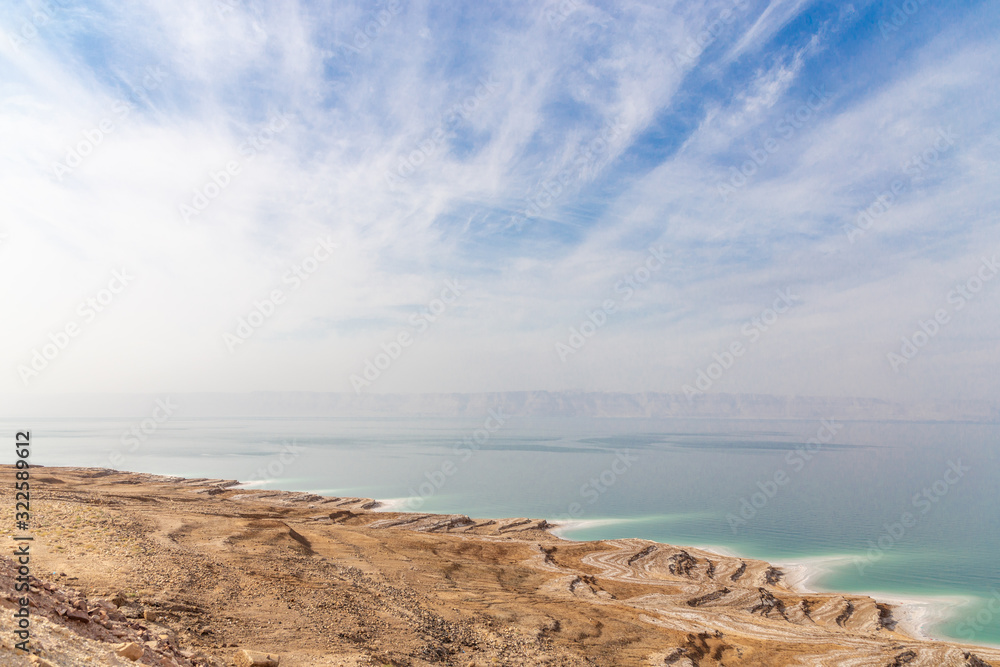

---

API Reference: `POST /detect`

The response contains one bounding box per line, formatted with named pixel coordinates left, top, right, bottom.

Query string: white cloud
left=1, top=0, right=997, bottom=404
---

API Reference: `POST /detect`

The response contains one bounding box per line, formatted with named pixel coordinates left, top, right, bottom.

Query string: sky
left=1, top=0, right=998, bottom=402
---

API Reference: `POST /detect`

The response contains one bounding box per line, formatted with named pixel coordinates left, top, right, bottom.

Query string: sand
left=1, top=466, right=998, bottom=666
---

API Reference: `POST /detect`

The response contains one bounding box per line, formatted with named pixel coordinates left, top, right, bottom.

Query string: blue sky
left=2, top=0, right=998, bottom=402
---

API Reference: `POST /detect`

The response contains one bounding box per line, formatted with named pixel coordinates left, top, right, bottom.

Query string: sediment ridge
left=0, top=466, right=996, bottom=666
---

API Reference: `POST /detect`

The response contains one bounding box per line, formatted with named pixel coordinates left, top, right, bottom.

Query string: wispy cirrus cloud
left=0, top=0, right=997, bottom=403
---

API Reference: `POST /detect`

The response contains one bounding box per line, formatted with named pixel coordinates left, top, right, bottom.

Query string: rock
left=235, top=649, right=281, bottom=666
left=750, top=587, right=788, bottom=619
left=120, top=605, right=142, bottom=618
left=668, top=550, right=698, bottom=576
left=66, top=609, right=91, bottom=623
left=115, top=642, right=144, bottom=660
left=143, top=609, right=159, bottom=621
left=964, top=652, right=991, bottom=667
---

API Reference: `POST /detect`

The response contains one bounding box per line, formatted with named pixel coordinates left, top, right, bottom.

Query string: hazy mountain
left=4, top=392, right=997, bottom=422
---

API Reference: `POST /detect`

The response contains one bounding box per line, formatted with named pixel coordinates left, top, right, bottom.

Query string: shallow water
left=9, top=415, right=999, bottom=645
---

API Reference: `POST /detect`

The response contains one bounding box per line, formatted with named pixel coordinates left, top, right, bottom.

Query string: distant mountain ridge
left=3, top=391, right=997, bottom=422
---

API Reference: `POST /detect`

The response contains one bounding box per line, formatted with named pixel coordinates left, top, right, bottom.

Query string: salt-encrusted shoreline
left=546, top=528, right=981, bottom=648
left=333, top=492, right=992, bottom=652
left=6, top=466, right=999, bottom=666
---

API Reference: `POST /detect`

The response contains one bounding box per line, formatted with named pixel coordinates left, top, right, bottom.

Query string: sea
left=9, top=415, right=1000, bottom=646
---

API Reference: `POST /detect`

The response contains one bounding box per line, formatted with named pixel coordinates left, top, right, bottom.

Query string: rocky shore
left=0, top=466, right=997, bottom=666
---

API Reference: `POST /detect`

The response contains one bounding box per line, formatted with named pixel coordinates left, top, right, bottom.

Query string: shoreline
left=11, top=465, right=1000, bottom=665
left=376, top=496, right=995, bottom=651
left=189, top=476, right=1000, bottom=652
left=546, top=522, right=992, bottom=649
left=770, top=556, right=964, bottom=642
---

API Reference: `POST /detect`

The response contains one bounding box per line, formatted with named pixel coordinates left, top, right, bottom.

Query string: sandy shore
left=558, top=532, right=973, bottom=646
left=2, top=466, right=998, bottom=666
left=774, top=558, right=939, bottom=640
left=771, top=554, right=989, bottom=647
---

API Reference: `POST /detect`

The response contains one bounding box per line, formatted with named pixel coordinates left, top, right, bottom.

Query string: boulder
left=235, top=649, right=281, bottom=666
left=115, top=642, right=144, bottom=661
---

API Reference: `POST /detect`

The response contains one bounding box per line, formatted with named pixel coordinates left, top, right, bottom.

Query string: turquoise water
left=9, top=416, right=1000, bottom=645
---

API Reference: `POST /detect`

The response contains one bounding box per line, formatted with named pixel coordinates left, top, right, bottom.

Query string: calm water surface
left=8, top=416, right=999, bottom=645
